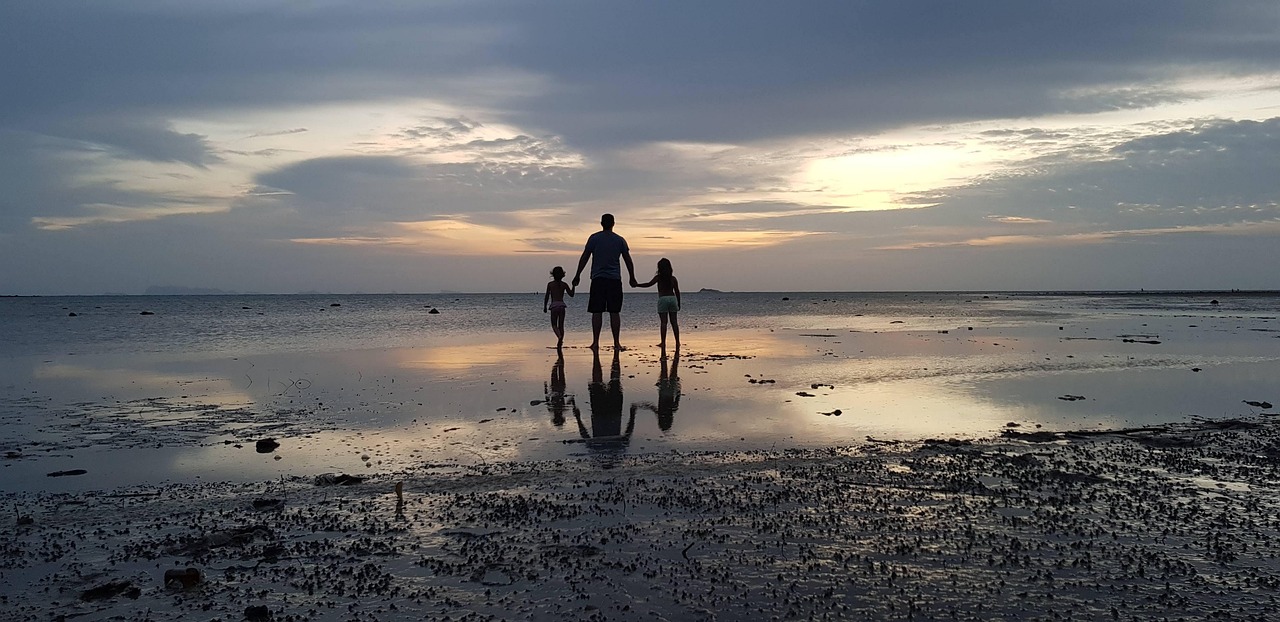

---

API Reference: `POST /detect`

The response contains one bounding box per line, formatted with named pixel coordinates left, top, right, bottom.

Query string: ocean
left=2, top=291, right=1277, bottom=491
left=6, top=290, right=1274, bottom=357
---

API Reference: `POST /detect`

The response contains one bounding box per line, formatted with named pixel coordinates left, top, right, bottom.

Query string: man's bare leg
left=610, top=312, right=623, bottom=350
left=590, top=313, right=603, bottom=350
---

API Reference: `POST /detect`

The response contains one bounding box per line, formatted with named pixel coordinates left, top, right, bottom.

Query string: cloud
left=2, top=2, right=1280, bottom=293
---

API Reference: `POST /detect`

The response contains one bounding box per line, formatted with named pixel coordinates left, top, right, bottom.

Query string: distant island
left=697, top=288, right=723, bottom=293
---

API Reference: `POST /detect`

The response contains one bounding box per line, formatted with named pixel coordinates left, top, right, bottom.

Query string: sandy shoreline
left=5, top=415, right=1280, bottom=621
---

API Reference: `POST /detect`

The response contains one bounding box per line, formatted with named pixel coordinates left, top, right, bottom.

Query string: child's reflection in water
left=544, top=350, right=577, bottom=427
left=632, top=349, right=681, bottom=431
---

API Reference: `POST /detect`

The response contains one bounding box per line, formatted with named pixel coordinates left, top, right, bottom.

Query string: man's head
left=601, top=213, right=615, bottom=230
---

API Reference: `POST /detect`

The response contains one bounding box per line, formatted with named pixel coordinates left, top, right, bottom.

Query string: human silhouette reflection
left=544, top=350, right=575, bottom=427
left=632, top=349, right=681, bottom=431
left=574, top=349, right=634, bottom=454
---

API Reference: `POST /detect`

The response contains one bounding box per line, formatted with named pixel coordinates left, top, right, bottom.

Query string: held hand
left=543, top=308, right=548, bottom=313
left=571, top=275, right=581, bottom=287
left=629, top=277, right=638, bottom=288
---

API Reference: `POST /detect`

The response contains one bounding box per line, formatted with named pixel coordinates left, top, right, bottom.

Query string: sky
left=2, top=0, right=1280, bottom=294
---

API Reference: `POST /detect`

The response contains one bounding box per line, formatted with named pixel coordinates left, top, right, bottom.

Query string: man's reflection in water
left=544, top=350, right=575, bottom=427
left=632, top=349, right=681, bottom=431
left=574, top=349, right=634, bottom=459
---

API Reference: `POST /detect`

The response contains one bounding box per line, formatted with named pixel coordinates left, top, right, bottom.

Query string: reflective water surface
left=2, top=292, right=1277, bottom=491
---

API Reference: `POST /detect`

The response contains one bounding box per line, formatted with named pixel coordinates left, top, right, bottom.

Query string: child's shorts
left=657, top=296, right=679, bottom=313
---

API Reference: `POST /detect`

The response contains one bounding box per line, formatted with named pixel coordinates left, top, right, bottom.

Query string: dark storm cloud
left=494, top=0, right=1280, bottom=146
left=0, top=130, right=186, bottom=232
left=49, top=118, right=221, bottom=167
left=4, top=1, right=1277, bottom=146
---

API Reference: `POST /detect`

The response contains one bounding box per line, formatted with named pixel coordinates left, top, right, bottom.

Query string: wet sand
left=4, top=415, right=1280, bottom=620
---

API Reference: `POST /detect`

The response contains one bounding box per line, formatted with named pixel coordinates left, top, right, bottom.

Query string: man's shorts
left=587, top=278, right=624, bottom=313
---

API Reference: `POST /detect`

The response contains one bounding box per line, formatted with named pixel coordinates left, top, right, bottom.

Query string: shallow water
left=2, top=292, right=1278, bottom=492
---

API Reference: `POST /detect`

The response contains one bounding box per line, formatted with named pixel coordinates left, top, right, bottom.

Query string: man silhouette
left=572, top=213, right=636, bottom=351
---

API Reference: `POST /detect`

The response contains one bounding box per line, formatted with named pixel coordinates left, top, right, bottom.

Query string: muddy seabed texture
left=5, top=417, right=1280, bottom=621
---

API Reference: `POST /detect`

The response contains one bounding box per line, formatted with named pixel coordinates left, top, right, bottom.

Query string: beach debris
left=81, top=580, right=140, bottom=601
left=1005, top=422, right=1021, bottom=427
left=244, top=605, right=273, bottom=621
left=1058, top=395, right=1087, bottom=401
left=252, top=498, right=284, bottom=511
left=315, top=473, right=363, bottom=486
left=255, top=438, right=280, bottom=453
left=811, top=383, right=834, bottom=390
left=428, top=308, right=440, bottom=314
left=330, top=303, right=341, bottom=307
left=781, top=297, right=789, bottom=300
left=46, top=469, right=87, bottom=477
left=795, top=391, right=815, bottom=397
left=1211, top=299, right=1220, bottom=305
left=1192, top=367, right=1202, bottom=372
left=68, top=312, right=77, bottom=317
left=1122, top=338, right=1162, bottom=344
left=747, top=378, right=776, bottom=384
left=139, top=311, right=155, bottom=315
left=1244, top=400, right=1274, bottom=409
left=820, top=409, right=842, bottom=417
left=530, top=399, right=545, bottom=406
left=164, top=567, right=203, bottom=589
left=395, top=482, right=404, bottom=506
left=864, top=436, right=900, bottom=445
left=922, top=438, right=972, bottom=447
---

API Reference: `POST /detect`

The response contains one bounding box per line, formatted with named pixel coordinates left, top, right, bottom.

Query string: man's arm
left=623, top=249, right=636, bottom=287
left=572, top=247, right=591, bottom=287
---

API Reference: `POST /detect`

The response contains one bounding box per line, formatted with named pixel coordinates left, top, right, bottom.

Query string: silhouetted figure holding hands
left=572, top=213, right=636, bottom=351
left=634, top=257, right=681, bottom=349
left=543, top=266, right=575, bottom=348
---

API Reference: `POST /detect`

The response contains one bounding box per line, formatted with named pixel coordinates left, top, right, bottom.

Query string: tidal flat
left=4, top=415, right=1280, bottom=621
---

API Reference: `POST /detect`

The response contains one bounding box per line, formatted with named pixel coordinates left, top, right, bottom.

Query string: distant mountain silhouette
left=144, top=285, right=234, bottom=295
left=697, top=288, right=722, bottom=293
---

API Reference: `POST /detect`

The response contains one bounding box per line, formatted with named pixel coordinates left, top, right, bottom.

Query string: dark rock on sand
left=255, top=438, right=280, bottom=453
left=1058, top=394, right=1086, bottom=401
left=245, top=604, right=273, bottom=621
left=140, top=311, right=155, bottom=315
left=68, top=312, right=77, bottom=317
left=81, top=580, right=140, bottom=601
left=164, top=567, right=203, bottom=589
left=315, top=473, right=364, bottom=486
left=428, top=308, right=440, bottom=314
left=47, top=469, right=87, bottom=477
